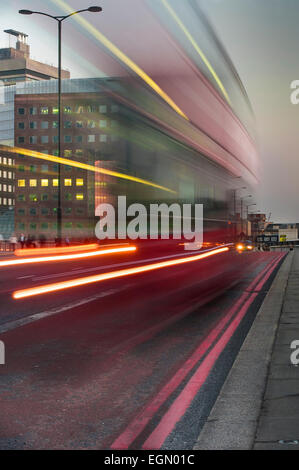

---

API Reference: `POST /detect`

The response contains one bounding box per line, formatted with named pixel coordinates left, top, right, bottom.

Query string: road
left=0, top=245, right=286, bottom=449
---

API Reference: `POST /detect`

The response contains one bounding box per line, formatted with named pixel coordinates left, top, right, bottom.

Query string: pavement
left=194, top=248, right=299, bottom=450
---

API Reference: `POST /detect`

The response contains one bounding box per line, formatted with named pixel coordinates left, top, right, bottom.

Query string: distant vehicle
left=236, top=241, right=254, bottom=252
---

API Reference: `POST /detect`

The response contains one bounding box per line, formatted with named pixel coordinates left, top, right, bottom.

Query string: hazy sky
left=1, top=0, right=298, bottom=222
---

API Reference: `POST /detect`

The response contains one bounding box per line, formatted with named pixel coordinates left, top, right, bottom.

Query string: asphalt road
left=0, top=247, right=285, bottom=449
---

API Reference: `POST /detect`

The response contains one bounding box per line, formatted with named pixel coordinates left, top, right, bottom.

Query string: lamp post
left=240, top=195, right=252, bottom=235
left=19, top=6, right=102, bottom=243
left=232, top=186, right=246, bottom=239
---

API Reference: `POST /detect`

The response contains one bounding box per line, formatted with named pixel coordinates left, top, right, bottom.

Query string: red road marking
left=111, top=252, right=285, bottom=449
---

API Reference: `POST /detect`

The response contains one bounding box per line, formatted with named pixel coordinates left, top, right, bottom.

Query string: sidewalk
left=194, top=248, right=299, bottom=450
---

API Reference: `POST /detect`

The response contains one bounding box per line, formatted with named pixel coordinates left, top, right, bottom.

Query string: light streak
left=14, top=243, right=99, bottom=257
left=50, top=0, right=188, bottom=120
left=161, top=0, right=231, bottom=104
left=13, top=246, right=229, bottom=299
left=0, top=246, right=136, bottom=268
left=2, top=145, right=176, bottom=194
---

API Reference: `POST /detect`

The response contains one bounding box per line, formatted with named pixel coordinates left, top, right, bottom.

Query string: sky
left=1, top=0, right=298, bottom=222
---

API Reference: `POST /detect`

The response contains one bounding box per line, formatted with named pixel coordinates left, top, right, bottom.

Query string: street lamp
left=19, top=6, right=102, bottom=244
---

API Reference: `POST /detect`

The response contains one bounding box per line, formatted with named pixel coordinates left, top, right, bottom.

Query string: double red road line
left=111, top=252, right=286, bottom=450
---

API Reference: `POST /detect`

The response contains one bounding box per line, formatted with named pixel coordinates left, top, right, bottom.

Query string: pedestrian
left=9, top=234, right=17, bottom=252
left=19, top=233, right=26, bottom=249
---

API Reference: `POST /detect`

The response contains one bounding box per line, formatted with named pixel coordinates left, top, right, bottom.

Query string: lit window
left=52, top=121, right=58, bottom=128
left=41, top=179, right=49, bottom=187
left=64, top=106, right=72, bottom=114
left=75, top=105, right=84, bottom=113
left=40, top=107, right=49, bottom=114
left=29, top=179, right=37, bottom=187
left=8, top=198, right=12, bottom=205
left=76, top=121, right=83, bottom=127
left=100, top=134, right=107, bottom=142
left=52, top=107, right=59, bottom=114
left=76, top=178, right=84, bottom=186
left=64, top=150, right=72, bottom=157
left=8, top=159, right=12, bottom=166
left=3, top=158, right=6, bottom=164
left=99, top=105, right=107, bottom=113
left=3, top=171, right=7, bottom=178
left=87, top=120, right=96, bottom=128
left=29, top=194, right=38, bottom=202
left=75, top=149, right=83, bottom=156
left=18, top=180, right=25, bottom=187
left=3, top=184, right=6, bottom=191
left=99, top=120, right=107, bottom=128
left=64, top=178, right=72, bottom=186
left=76, top=193, right=84, bottom=200
left=52, top=179, right=59, bottom=187
left=88, top=135, right=95, bottom=142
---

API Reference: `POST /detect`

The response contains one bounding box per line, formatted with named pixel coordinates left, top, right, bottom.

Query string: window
left=30, top=107, right=37, bottom=115
left=88, top=135, right=95, bottom=143
left=19, top=223, right=25, bottom=230
left=52, top=179, right=59, bottom=187
left=18, top=122, right=25, bottom=129
left=29, top=136, right=37, bottom=144
left=41, top=222, right=49, bottom=229
left=99, top=105, right=107, bottom=113
left=52, top=106, right=59, bottom=114
left=53, top=136, right=58, bottom=144
left=64, top=178, right=72, bottom=186
left=29, top=121, right=37, bottom=129
left=111, top=104, right=119, bottom=113
left=87, top=104, right=97, bottom=113
left=41, top=179, right=49, bottom=187
left=100, top=134, right=107, bottom=142
left=8, top=158, right=12, bottom=166
left=76, top=178, right=84, bottom=186
left=30, top=208, right=37, bottom=215
left=18, top=136, right=25, bottom=144
left=75, top=149, right=83, bottom=157
left=2, top=171, right=6, bottom=178
left=65, top=193, right=72, bottom=201
left=18, top=108, right=25, bottom=115
left=18, top=195, right=25, bottom=201
left=52, top=149, right=59, bottom=156
left=64, top=207, right=72, bottom=214
left=75, top=105, right=84, bottom=113
left=64, top=135, right=72, bottom=143
left=41, top=121, right=49, bottom=129
left=30, top=165, right=37, bottom=173
left=41, top=164, right=48, bottom=173
left=29, top=179, right=37, bottom=187
left=87, top=120, right=96, bottom=128
left=29, top=223, right=37, bottom=230
left=64, top=121, right=72, bottom=128
left=76, top=193, right=84, bottom=200
left=64, top=222, right=73, bottom=228
left=41, top=208, right=49, bottom=215
left=52, top=121, right=58, bottom=128
left=18, top=209, right=25, bottom=215
left=41, top=194, right=48, bottom=201
left=41, top=135, right=49, bottom=144
left=64, top=106, right=72, bottom=114
left=18, top=165, right=25, bottom=172
left=76, top=121, right=83, bottom=128
left=65, top=165, right=72, bottom=171
left=99, top=120, right=107, bottom=128
left=18, top=180, right=25, bottom=187
left=64, top=150, right=72, bottom=157
left=75, top=135, right=83, bottom=143
left=29, top=194, right=38, bottom=202
left=40, top=107, right=49, bottom=114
